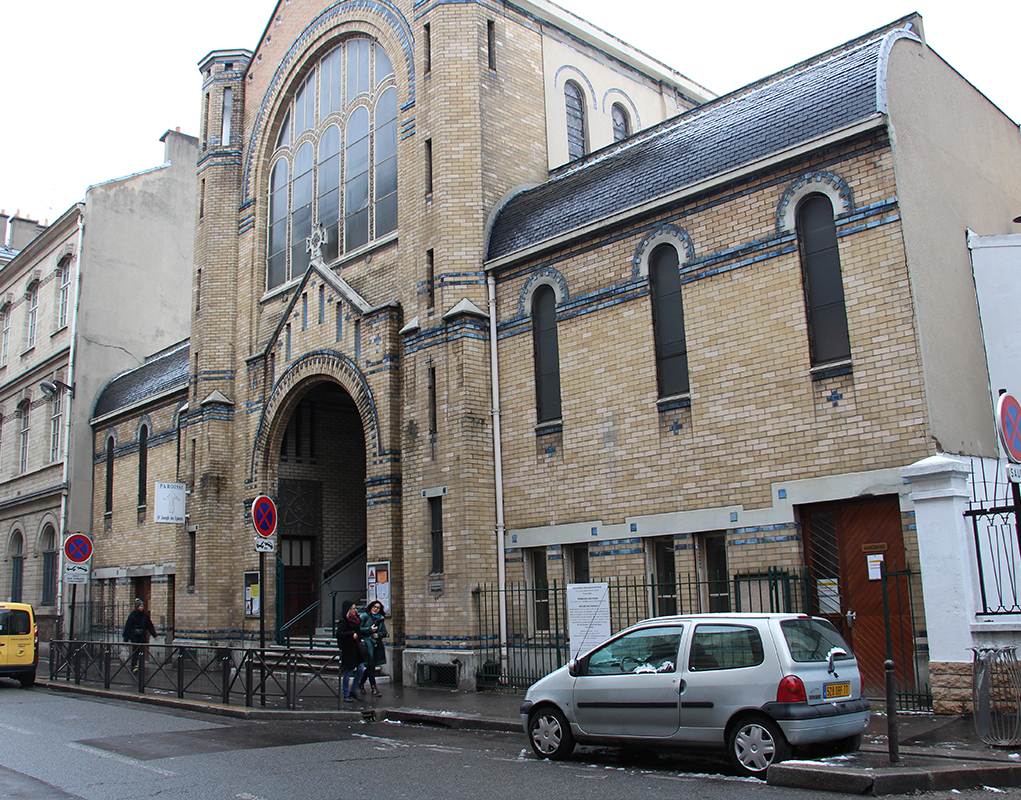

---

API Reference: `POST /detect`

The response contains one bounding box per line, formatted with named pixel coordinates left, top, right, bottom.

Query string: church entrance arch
left=259, top=370, right=370, bottom=637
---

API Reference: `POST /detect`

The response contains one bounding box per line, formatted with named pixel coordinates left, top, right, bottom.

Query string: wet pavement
left=35, top=674, right=1021, bottom=795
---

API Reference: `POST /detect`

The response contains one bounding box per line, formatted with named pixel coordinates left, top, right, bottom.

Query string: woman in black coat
left=122, top=598, right=156, bottom=673
left=336, top=599, right=366, bottom=701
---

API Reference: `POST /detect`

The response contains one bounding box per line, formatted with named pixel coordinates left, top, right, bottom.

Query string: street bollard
left=885, top=659, right=900, bottom=764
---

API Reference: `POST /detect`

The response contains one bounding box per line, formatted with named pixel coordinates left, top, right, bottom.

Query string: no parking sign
left=997, top=393, right=1021, bottom=464
left=63, top=533, right=93, bottom=584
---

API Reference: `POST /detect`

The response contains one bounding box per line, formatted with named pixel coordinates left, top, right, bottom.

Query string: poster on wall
left=245, top=571, right=260, bottom=617
left=154, top=482, right=187, bottom=523
left=366, top=562, right=391, bottom=614
left=567, top=582, right=611, bottom=658
left=817, top=578, right=840, bottom=614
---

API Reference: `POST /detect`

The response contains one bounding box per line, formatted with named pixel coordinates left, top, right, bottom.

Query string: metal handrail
left=277, top=542, right=368, bottom=646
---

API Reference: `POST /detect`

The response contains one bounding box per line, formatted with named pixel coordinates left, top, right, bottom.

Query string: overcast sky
left=1, top=1, right=1016, bottom=228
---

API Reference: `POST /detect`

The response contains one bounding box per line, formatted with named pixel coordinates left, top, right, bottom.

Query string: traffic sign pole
left=63, top=533, right=93, bottom=643
left=997, top=390, right=1021, bottom=559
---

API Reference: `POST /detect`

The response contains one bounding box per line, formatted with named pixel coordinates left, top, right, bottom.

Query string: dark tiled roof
left=92, top=341, right=189, bottom=419
left=487, top=27, right=910, bottom=262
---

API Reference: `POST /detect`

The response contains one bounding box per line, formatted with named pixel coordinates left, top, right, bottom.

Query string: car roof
left=629, top=613, right=811, bottom=628
left=0, top=602, right=34, bottom=612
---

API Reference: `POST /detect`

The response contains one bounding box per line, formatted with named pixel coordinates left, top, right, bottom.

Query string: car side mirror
left=568, top=657, right=587, bottom=677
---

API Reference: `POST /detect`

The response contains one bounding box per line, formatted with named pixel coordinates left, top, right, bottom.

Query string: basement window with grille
left=417, top=662, right=458, bottom=687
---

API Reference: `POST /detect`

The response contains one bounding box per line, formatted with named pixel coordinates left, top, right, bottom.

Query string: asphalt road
left=2, top=681, right=1021, bottom=800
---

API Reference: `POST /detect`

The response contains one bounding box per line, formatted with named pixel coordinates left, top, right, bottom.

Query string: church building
left=88, top=1, right=1021, bottom=701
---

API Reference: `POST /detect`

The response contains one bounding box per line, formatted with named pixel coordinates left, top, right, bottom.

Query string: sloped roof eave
left=486, top=26, right=918, bottom=263
left=485, top=114, right=889, bottom=271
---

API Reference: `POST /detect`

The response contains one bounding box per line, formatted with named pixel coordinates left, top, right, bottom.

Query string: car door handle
left=678, top=679, right=686, bottom=693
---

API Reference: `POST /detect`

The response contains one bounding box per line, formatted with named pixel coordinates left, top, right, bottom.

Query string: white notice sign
left=567, top=582, right=611, bottom=659
left=64, top=563, right=89, bottom=584
left=154, top=482, right=187, bottom=523
left=867, top=553, right=885, bottom=581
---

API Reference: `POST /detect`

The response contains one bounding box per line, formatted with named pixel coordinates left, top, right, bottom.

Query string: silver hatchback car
left=520, top=613, right=870, bottom=777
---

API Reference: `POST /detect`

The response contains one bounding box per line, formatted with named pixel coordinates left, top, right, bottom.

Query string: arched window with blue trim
left=649, top=244, right=689, bottom=397
left=797, top=194, right=850, bottom=365
left=532, top=284, right=562, bottom=423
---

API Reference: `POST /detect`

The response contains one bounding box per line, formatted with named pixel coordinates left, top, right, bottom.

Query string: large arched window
left=797, top=194, right=850, bottom=365
left=532, top=284, right=562, bottom=423
left=649, top=244, right=689, bottom=398
left=267, top=37, right=397, bottom=290
left=564, top=80, right=587, bottom=161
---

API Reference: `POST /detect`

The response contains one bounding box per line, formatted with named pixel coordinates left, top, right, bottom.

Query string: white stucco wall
left=886, top=36, right=1021, bottom=457
left=67, top=131, right=198, bottom=538
left=969, top=232, right=1021, bottom=407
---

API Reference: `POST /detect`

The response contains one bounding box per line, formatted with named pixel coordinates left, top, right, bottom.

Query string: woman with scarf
left=335, top=599, right=366, bottom=702
left=358, top=600, right=387, bottom=696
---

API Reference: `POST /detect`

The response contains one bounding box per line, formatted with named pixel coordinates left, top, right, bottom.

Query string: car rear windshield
left=0, top=609, right=31, bottom=636
left=781, top=618, right=853, bottom=663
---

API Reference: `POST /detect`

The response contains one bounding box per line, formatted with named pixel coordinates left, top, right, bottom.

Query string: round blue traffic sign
left=998, top=393, right=1021, bottom=463
left=252, top=495, right=277, bottom=538
left=64, top=533, right=93, bottom=563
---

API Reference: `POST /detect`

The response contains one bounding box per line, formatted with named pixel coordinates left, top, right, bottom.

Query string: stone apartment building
left=0, top=131, right=198, bottom=639
left=85, top=0, right=1021, bottom=701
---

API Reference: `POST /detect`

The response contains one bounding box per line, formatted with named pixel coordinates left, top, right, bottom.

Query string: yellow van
left=0, top=602, right=38, bottom=687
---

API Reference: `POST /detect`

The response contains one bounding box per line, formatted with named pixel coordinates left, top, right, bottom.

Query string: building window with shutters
left=41, top=526, right=57, bottom=606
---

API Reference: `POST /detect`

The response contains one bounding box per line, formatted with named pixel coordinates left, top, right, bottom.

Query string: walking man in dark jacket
left=123, top=598, right=156, bottom=673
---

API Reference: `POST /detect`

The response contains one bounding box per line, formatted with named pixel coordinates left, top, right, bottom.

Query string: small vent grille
left=417, top=662, right=457, bottom=687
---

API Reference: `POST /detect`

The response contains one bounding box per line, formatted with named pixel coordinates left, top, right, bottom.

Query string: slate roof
left=92, top=340, right=189, bottom=419
left=486, top=23, right=917, bottom=263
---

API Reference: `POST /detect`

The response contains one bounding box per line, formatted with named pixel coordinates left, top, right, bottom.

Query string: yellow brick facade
left=85, top=7, right=1021, bottom=700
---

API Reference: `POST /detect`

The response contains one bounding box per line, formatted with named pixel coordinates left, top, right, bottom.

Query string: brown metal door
left=801, top=496, right=914, bottom=698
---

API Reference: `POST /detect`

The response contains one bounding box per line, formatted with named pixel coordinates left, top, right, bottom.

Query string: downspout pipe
left=487, top=273, right=508, bottom=668
left=57, top=210, right=84, bottom=627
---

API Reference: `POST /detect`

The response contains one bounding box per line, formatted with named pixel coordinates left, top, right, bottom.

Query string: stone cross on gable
left=306, top=222, right=326, bottom=265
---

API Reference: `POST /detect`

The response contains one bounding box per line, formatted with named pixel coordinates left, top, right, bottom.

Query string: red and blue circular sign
left=252, top=495, right=277, bottom=538
left=64, top=533, right=93, bottom=563
left=997, top=393, right=1021, bottom=463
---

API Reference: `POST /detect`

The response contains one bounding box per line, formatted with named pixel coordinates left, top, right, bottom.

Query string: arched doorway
left=274, top=379, right=367, bottom=635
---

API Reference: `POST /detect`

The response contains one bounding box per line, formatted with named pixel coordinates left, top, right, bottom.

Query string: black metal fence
left=474, top=569, right=810, bottom=690
left=966, top=457, right=1021, bottom=615
left=48, top=640, right=348, bottom=710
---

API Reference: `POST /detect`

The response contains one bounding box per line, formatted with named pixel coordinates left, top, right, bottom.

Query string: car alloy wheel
left=528, top=707, right=575, bottom=760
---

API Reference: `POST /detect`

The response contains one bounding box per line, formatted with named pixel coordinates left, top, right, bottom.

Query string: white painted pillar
left=901, top=454, right=976, bottom=661
left=901, top=454, right=977, bottom=712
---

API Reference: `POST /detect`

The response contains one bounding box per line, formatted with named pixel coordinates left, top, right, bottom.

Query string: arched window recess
left=266, top=37, right=397, bottom=291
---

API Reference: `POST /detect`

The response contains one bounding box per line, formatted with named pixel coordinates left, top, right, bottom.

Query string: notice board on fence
left=567, top=582, right=611, bottom=658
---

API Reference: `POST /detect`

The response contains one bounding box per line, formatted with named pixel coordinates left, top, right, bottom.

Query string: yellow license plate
left=825, top=682, right=851, bottom=699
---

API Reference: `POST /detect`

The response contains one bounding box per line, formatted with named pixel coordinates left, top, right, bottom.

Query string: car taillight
left=777, top=675, right=807, bottom=703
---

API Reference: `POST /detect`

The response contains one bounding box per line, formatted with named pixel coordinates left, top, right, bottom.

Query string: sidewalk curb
left=38, top=679, right=364, bottom=722
left=38, top=679, right=519, bottom=731
left=381, top=708, right=520, bottom=733
left=768, top=758, right=1021, bottom=795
